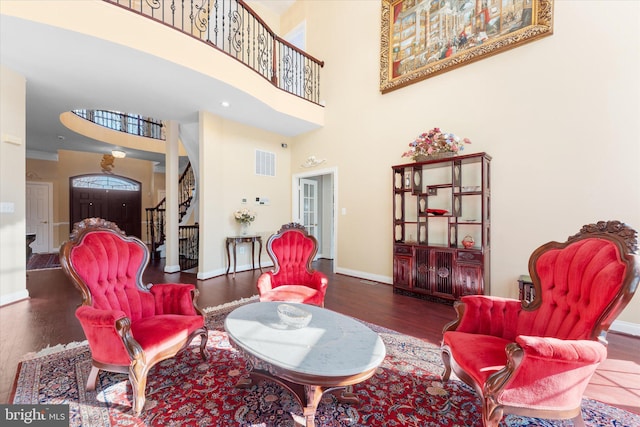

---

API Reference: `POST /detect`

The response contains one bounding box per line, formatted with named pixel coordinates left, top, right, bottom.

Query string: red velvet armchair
left=257, top=223, right=328, bottom=306
left=441, top=220, right=640, bottom=426
left=60, top=218, right=209, bottom=415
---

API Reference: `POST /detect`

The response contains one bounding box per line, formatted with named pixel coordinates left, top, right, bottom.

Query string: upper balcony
left=0, top=0, right=324, bottom=161
left=106, top=0, right=324, bottom=106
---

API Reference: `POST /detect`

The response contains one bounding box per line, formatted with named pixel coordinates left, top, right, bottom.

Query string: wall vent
left=255, top=150, right=276, bottom=177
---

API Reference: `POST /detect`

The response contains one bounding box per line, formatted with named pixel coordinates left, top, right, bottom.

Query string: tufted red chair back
left=64, top=227, right=156, bottom=322
left=269, top=226, right=318, bottom=285
left=517, top=237, right=629, bottom=341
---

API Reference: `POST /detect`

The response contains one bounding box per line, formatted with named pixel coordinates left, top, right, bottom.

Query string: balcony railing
left=73, top=109, right=165, bottom=140
left=106, top=0, right=324, bottom=104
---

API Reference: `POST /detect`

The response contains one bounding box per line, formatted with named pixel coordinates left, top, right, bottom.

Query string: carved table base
left=225, top=303, right=386, bottom=427
left=236, top=369, right=360, bottom=427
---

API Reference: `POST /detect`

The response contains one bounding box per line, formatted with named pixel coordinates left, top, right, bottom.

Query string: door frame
left=26, top=181, right=53, bottom=253
left=69, top=174, right=142, bottom=237
left=292, top=167, right=337, bottom=273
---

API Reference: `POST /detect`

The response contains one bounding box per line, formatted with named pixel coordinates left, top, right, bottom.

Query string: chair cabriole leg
left=441, top=348, right=452, bottom=381
left=86, top=365, right=100, bottom=391
left=129, top=363, right=149, bottom=416
left=199, top=329, right=210, bottom=360
left=483, top=396, right=503, bottom=427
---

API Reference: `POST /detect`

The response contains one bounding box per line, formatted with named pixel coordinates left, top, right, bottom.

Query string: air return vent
left=255, top=150, right=276, bottom=177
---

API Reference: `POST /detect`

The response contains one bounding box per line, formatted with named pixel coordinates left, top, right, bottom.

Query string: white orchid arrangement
left=233, top=208, right=256, bottom=224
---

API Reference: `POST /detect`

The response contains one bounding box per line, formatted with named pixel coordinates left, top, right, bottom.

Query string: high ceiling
left=0, top=0, right=303, bottom=168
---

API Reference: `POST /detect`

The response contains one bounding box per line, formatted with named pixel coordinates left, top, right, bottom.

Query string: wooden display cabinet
left=392, top=152, right=491, bottom=302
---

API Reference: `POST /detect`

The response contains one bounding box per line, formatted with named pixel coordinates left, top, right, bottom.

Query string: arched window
left=71, top=175, right=140, bottom=191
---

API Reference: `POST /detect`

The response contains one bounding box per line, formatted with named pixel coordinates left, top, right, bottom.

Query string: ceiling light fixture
left=111, top=150, right=126, bottom=158
left=221, top=101, right=230, bottom=108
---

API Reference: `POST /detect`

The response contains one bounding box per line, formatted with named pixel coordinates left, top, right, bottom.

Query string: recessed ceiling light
left=221, top=101, right=230, bottom=108
left=57, top=135, right=65, bottom=140
left=111, top=150, right=126, bottom=158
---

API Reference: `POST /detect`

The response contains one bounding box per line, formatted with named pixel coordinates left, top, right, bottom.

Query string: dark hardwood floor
left=2, top=259, right=639, bottom=417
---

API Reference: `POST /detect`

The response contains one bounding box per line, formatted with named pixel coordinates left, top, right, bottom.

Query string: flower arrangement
left=402, top=127, right=471, bottom=160
left=233, top=208, right=256, bottom=224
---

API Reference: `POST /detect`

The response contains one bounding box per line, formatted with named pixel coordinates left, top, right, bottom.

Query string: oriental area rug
left=11, top=297, right=640, bottom=426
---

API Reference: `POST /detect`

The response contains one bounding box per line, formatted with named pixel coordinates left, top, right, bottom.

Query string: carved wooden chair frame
left=266, top=222, right=320, bottom=275
left=442, top=220, right=640, bottom=426
left=60, top=217, right=209, bottom=415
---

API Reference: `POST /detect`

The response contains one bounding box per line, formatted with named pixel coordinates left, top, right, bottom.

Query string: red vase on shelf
left=462, top=235, right=475, bottom=249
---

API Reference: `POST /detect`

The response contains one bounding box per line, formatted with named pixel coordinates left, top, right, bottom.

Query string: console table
left=226, top=235, right=263, bottom=278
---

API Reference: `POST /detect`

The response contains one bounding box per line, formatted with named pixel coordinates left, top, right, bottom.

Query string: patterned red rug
left=11, top=298, right=640, bottom=426
left=26, top=252, right=61, bottom=270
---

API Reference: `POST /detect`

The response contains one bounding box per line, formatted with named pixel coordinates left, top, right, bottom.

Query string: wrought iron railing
left=146, top=207, right=166, bottom=257
left=106, top=0, right=324, bottom=104
left=72, top=109, right=165, bottom=140
left=146, top=162, right=197, bottom=268
left=179, top=224, right=199, bottom=270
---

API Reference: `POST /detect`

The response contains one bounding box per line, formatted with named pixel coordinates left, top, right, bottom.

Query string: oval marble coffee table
left=225, top=302, right=386, bottom=427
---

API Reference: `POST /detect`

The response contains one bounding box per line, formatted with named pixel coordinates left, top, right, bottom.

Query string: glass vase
left=241, top=222, right=250, bottom=236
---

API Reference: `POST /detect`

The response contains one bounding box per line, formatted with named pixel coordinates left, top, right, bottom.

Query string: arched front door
left=70, top=174, right=142, bottom=237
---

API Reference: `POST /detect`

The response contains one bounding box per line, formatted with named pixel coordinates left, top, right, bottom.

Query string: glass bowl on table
left=277, top=304, right=312, bottom=329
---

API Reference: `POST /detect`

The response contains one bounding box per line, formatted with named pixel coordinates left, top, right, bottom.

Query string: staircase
left=146, top=162, right=199, bottom=270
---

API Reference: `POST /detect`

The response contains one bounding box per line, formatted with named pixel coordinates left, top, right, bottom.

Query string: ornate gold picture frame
left=380, top=0, right=554, bottom=93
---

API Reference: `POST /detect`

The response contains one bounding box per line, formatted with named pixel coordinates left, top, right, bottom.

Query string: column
left=164, top=120, right=180, bottom=273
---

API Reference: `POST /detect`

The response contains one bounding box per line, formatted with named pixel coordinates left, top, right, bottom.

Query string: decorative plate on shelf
left=426, top=209, right=448, bottom=216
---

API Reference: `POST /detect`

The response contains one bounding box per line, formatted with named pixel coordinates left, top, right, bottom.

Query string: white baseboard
left=610, top=320, right=640, bottom=337
left=334, top=266, right=392, bottom=285
left=0, top=290, right=29, bottom=307
left=197, top=267, right=227, bottom=280
left=332, top=267, right=640, bottom=336
left=164, top=264, right=181, bottom=273
left=196, top=260, right=274, bottom=280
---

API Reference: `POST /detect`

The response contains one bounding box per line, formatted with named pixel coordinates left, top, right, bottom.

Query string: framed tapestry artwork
left=379, top=0, right=554, bottom=93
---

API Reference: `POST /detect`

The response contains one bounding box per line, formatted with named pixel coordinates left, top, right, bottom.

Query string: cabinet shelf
left=454, top=190, right=483, bottom=195
left=392, top=152, right=491, bottom=302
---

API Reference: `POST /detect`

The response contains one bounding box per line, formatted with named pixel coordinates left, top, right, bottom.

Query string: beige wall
left=286, top=1, right=640, bottom=325
left=0, top=65, right=27, bottom=305
left=245, top=0, right=281, bottom=33
left=26, top=151, right=158, bottom=248
left=153, top=172, right=166, bottom=206
left=197, top=112, right=293, bottom=278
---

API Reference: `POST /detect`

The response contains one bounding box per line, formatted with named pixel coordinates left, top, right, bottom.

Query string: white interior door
left=299, top=178, right=319, bottom=243
left=292, top=168, right=337, bottom=272
left=26, top=182, right=52, bottom=253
